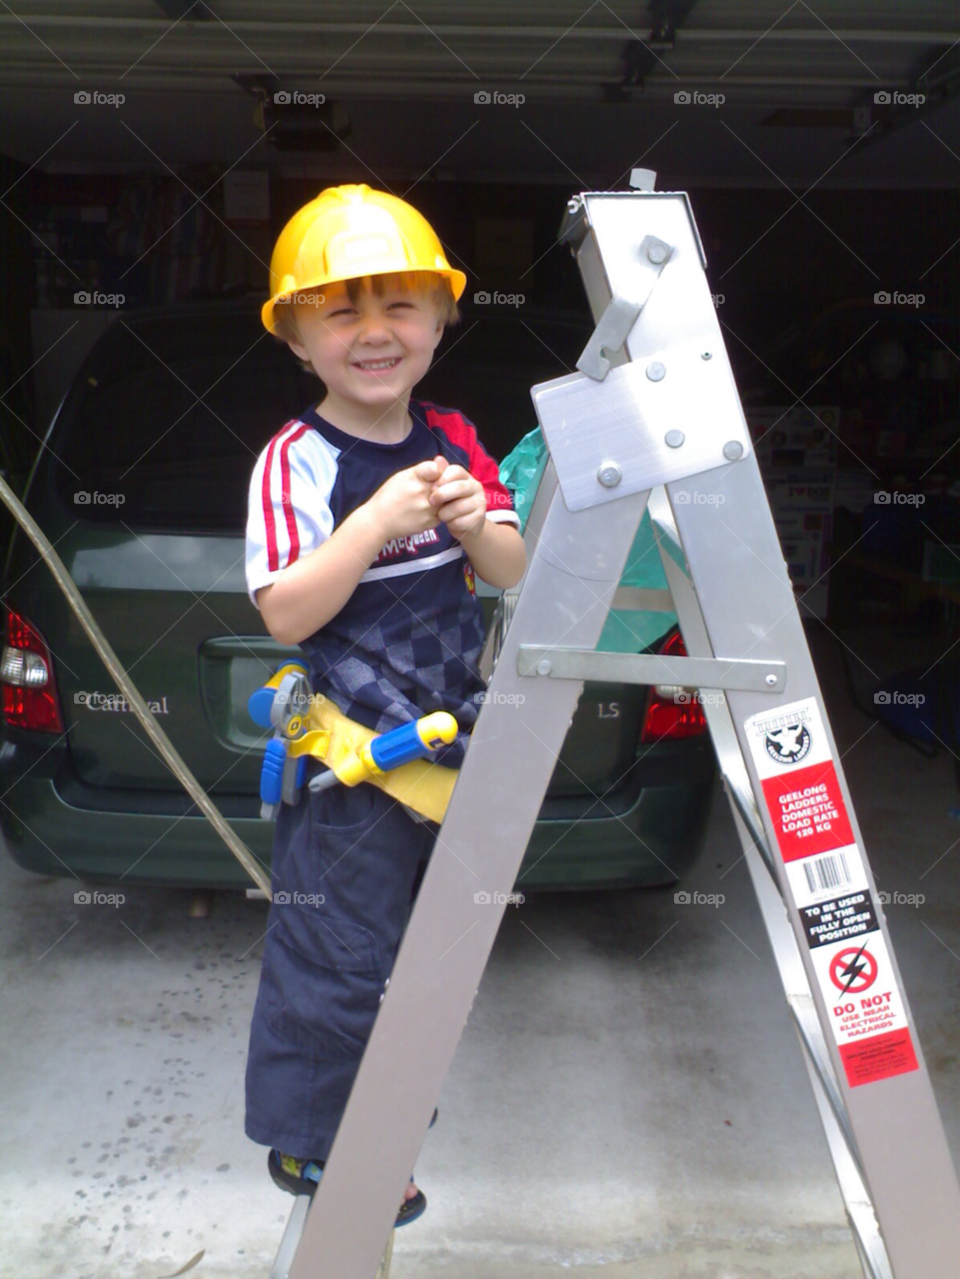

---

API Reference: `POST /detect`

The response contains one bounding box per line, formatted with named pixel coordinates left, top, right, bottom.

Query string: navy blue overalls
left=245, top=772, right=437, bottom=1158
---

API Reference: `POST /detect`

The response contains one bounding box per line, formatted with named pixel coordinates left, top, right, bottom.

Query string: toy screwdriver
left=307, top=714, right=458, bottom=793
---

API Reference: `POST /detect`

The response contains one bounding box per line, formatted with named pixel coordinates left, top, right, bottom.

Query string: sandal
left=268, top=1150, right=427, bottom=1227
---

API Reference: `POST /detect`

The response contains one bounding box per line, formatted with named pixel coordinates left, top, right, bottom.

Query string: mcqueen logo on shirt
left=375, top=528, right=441, bottom=563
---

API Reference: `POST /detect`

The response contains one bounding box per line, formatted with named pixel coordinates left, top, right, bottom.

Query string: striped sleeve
left=422, top=405, right=521, bottom=529
left=245, top=421, right=339, bottom=608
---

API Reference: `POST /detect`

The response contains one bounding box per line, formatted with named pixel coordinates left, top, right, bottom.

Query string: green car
left=0, top=303, right=715, bottom=891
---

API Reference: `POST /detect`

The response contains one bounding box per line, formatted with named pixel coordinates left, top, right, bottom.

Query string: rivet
left=646, top=361, right=666, bottom=382
left=723, top=441, right=744, bottom=461
left=536, top=658, right=552, bottom=676
left=665, top=429, right=685, bottom=449
left=701, top=352, right=712, bottom=360
left=597, top=461, right=622, bottom=488
left=647, top=242, right=668, bottom=265
left=765, top=673, right=778, bottom=687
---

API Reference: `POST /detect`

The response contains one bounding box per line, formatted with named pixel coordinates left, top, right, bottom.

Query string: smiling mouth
left=353, top=357, right=402, bottom=372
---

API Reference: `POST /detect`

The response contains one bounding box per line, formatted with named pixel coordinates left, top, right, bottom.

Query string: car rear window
left=50, top=308, right=317, bottom=533
left=50, top=305, right=588, bottom=533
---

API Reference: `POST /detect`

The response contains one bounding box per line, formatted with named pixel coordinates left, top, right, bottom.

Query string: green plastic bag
left=500, top=427, right=677, bottom=654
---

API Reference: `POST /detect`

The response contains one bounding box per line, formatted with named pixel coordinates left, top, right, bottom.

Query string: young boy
left=244, top=184, right=526, bottom=1225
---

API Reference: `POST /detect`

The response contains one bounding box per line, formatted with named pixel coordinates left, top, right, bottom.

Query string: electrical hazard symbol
left=829, top=944, right=878, bottom=995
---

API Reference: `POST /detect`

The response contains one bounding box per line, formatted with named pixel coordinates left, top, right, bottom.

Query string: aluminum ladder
left=271, top=178, right=960, bottom=1279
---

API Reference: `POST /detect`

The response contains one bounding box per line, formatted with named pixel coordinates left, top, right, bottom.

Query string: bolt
left=536, top=658, right=552, bottom=676
left=647, top=242, right=668, bottom=265
left=701, top=352, right=712, bottom=360
left=765, top=673, right=778, bottom=687
left=665, top=429, right=685, bottom=449
left=646, top=361, right=666, bottom=382
left=723, top=440, right=744, bottom=461
left=597, top=461, right=622, bottom=488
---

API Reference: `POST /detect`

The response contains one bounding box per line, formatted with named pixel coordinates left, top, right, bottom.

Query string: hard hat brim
left=262, top=265, right=467, bottom=334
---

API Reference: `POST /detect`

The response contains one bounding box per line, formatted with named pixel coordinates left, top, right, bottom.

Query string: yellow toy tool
left=249, top=663, right=459, bottom=825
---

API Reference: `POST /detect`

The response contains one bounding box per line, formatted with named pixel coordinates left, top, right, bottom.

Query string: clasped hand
left=368, top=455, right=486, bottom=543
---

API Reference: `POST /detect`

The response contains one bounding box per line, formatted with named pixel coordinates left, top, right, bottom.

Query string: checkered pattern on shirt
left=301, top=555, right=486, bottom=769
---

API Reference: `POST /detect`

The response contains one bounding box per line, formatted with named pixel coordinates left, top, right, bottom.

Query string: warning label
left=809, top=930, right=918, bottom=1088
left=744, top=699, right=917, bottom=1088
left=800, top=891, right=878, bottom=950
left=760, top=761, right=855, bottom=860
left=743, top=699, right=856, bottom=861
left=839, top=1031, right=919, bottom=1088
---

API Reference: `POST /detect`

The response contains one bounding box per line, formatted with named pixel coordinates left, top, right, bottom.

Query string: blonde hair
left=271, top=271, right=460, bottom=351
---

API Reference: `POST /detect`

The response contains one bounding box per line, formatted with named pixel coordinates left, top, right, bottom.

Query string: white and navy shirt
left=246, top=399, right=520, bottom=766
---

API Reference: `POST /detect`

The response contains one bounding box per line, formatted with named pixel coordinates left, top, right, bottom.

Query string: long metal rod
left=0, top=475, right=271, bottom=896
left=516, top=646, right=785, bottom=691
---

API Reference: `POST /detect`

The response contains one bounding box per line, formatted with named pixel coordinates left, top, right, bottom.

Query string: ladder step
left=516, top=645, right=786, bottom=692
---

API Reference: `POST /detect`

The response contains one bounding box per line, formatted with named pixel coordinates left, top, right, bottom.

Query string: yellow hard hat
left=262, top=183, right=467, bottom=331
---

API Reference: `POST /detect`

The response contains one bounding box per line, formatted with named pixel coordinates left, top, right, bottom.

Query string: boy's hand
left=366, top=459, right=444, bottom=541
left=428, top=455, right=487, bottom=542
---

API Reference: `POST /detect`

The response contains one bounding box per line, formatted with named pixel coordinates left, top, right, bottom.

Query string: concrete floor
left=1, top=624, right=958, bottom=1279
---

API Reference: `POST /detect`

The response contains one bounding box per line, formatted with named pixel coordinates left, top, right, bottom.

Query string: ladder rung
left=516, top=646, right=786, bottom=692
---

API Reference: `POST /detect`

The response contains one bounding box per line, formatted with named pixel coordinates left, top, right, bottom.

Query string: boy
left=244, top=184, right=526, bottom=1225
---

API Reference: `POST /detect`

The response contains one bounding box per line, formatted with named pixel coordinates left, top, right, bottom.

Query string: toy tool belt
left=250, top=664, right=459, bottom=824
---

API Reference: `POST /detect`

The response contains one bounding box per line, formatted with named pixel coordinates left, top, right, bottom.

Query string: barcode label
left=803, top=851, right=852, bottom=894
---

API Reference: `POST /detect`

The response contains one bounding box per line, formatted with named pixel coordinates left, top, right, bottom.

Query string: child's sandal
left=268, top=1150, right=427, bottom=1227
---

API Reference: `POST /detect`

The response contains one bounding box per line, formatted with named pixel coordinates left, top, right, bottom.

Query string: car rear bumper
left=0, top=737, right=715, bottom=891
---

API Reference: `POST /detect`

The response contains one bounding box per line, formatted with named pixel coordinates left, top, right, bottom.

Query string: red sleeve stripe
left=423, top=404, right=478, bottom=462
left=261, top=420, right=309, bottom=573
left=422, top=404, right=516, bottom=513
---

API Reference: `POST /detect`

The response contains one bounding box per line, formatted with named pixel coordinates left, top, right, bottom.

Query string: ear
left=286, top=336, right=311, bottom=364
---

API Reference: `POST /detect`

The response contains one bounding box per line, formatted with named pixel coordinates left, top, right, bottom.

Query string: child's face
left=286, top=278, right=444, bottom=410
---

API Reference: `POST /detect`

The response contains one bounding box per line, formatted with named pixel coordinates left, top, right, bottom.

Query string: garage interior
left=1, top=3, right=959, bottom=1277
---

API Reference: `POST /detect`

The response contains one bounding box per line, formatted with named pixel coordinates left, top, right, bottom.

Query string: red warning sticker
left=743, top=699, right=857, bottom=863
left=839, top=1031, right=919, bottom=1088
left=760, top=761, right=856, bottom=861
left=810, top=931, right=919, bottom=1088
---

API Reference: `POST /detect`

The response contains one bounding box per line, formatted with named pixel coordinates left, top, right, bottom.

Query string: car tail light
left=1, top=612, right=65, bottom=732
left=640, top=629, right=707, bottom=742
